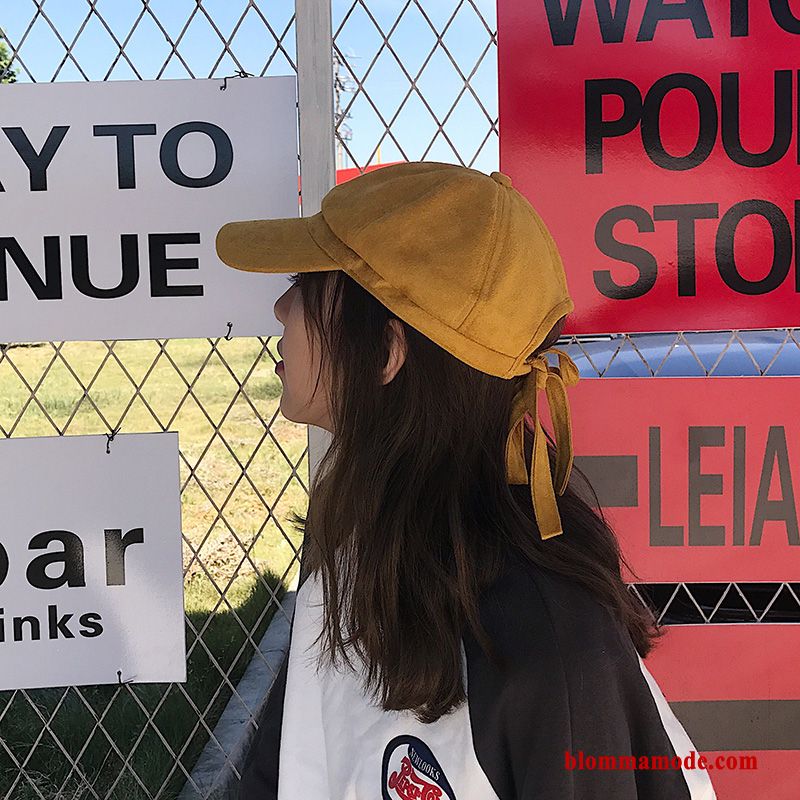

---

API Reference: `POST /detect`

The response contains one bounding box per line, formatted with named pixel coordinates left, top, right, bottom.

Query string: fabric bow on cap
left=505, top=347, right=580, bottom=540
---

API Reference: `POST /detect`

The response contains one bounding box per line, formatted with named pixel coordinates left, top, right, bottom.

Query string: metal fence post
left=296, top=0, right=336, bottom=587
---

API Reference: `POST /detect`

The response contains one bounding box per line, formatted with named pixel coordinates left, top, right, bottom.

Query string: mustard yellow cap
left=215, top=161, right=579, bottom=540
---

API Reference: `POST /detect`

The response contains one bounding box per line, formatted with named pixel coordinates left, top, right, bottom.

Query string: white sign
left=0, top=76, right=298, bottom=343
left=0, top=432, right=184, bottom=690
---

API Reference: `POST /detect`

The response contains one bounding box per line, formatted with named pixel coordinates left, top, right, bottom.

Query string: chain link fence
left=0, top=1, right=305, bottom=798
left=0, top=0, right=798, bottom=798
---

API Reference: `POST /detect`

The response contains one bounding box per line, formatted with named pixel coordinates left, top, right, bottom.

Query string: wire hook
left=220, top=69, right=254, bottom=91
left=224, top=322, right=233, bottom=340
left=117, top=669, right=135, bottom=686
left=105, top=427, right=119, bottom=455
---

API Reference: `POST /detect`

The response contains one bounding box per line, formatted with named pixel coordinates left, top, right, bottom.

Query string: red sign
left=546, top=376, right=800, bottom=582
left=498, top=1, right=800, bottom=335
left=645, top=625, right=800, bottom=800
left=296, top=163, right=400, bottom=203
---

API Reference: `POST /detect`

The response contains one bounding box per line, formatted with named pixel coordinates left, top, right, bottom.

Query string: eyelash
left=287, top=273, right=301, bottom=287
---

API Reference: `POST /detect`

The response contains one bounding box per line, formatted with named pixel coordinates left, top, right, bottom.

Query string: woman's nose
left=273, top=289, right=288, bottom=324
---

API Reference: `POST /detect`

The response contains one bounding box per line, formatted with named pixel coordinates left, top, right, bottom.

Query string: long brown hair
left=287, top=269, right=662, bottom=724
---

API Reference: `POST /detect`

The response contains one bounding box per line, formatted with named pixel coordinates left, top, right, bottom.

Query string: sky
left=0, top=0, right=499, bottom=174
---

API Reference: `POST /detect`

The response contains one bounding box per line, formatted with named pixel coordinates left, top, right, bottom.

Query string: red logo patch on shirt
left=382, top=735, right=456, bottom=800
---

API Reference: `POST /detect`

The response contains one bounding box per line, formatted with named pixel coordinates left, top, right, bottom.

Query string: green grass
left=0, top=338, right=308, bottom=799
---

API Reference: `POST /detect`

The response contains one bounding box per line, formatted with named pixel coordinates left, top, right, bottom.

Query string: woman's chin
left=277, top=395, right=293, bottom=421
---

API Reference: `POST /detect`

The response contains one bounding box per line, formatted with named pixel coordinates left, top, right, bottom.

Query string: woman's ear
left=381, top=318, right=408, bottom=386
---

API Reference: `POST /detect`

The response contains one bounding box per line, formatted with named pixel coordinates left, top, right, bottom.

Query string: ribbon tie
left=505, top=347, right=580, bottom=540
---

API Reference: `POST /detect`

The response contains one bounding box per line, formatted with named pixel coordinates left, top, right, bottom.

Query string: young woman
left=216, top=161, right=717, bottom=799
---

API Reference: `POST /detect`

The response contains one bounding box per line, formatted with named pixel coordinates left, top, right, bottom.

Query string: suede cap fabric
left=215, top=160, right=580, bottom=540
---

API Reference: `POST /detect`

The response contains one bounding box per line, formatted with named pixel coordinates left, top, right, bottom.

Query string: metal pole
left=296, top=0, right=335, bottom=587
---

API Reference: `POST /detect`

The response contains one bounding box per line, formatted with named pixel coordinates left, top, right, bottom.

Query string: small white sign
left=0, top=432, right=185, bottom=690
left=0, top=76, right=297, bottom=343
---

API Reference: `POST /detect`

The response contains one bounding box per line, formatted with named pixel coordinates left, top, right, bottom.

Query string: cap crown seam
left=457, top=182, right=504, bottom=332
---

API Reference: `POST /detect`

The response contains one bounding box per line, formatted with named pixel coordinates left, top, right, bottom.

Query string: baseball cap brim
left=215, top=212, right=340, bottom=274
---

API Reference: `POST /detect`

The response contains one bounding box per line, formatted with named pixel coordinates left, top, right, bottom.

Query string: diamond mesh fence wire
left=0, top=1, right=305, bottom=798
left=1, top=0, right=799, bottom=798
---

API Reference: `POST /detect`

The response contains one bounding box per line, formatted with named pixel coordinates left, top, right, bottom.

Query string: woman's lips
left=276, top=360, right=285, bottom=373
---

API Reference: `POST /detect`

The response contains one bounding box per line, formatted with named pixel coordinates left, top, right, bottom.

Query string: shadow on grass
left=0, top=568, right=285, bottom=800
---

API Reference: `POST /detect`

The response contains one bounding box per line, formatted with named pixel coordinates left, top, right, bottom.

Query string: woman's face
left=273, top=281, right=334, bottom=432
left=272, top=273, right=407, bottom=434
